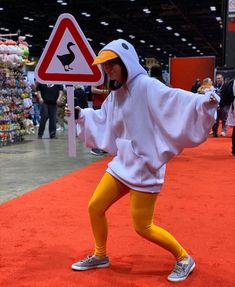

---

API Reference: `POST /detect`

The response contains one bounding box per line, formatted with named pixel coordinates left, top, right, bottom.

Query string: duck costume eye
left=121, top=42, right=129, bottom=50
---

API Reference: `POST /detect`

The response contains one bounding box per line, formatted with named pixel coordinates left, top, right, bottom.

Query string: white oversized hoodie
left=76, top=39, right=219, bottom=193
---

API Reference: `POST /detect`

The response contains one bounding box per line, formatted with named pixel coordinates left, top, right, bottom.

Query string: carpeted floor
left=0, top=132, right=234, bottom=287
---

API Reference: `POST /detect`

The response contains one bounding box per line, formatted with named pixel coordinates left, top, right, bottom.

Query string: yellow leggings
left=88, top=172, right=187, bottom=261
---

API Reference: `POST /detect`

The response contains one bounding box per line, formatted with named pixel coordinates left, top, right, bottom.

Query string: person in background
left=65, top=39, right=219, bottom=282
left=56, top=87, right=67, bottom=131
left=74, top=85, right=88, bottom=109
left=30, top=80, right=40, bottom=127
left=191, top=78, right=201, bottom=93
left=223, top=79, right=235, bottom=155
left=90, top=82, right=109, bottom=155
left=212, top=74, right=228, bottom=137
left=37, top=83, right=64, bottom=139
left=149, top=63, right=166, bottom=84
left=197, top=77, right=214, bottom=95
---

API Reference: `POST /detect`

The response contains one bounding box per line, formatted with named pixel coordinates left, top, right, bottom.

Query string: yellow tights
left=88, top=172, right=187, bottom=261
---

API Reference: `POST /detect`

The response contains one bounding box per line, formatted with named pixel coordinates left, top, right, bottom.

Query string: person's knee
left=88, top=199, right=104, bottom=217
left=132, top=215, right=151, bottom=237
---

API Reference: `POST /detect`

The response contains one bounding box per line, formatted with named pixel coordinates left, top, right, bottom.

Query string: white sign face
left=229, top=0, right=235, bottom=12
left=35, top=13, right=104, bottom=86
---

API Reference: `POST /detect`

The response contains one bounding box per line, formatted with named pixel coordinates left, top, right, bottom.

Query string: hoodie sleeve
left=76, top=95, right=117, bottom=155
left=147, top=79, right=219, bottom=156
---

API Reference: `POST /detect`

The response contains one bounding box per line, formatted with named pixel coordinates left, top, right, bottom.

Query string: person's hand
left=64, top=104, right=81, bottom=117
left=209, top=93, right=218, bottom=104
left=56, top=99, right=63, bottom=106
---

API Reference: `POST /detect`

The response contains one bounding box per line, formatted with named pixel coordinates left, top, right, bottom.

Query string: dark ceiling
left=0, top=0, right=224, bottom=69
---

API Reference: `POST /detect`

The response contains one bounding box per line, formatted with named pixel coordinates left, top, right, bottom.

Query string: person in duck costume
left=66, top=39, right=219, bottom=282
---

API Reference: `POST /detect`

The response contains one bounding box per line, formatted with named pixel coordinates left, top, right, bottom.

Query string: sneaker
left=90, top=148, right=105, bottom=156
left=221, top=131, right=226, bottom=137
left=71, top=255, right=110, bottom=271
left=167, top=255, right=195, bottom=282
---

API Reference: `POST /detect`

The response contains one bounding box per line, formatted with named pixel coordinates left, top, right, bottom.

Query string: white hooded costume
left=76, top=39, right=219, bottom=193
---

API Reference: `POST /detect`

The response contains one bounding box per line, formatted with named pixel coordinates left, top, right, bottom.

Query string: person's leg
left=232, top=126, right=235, bottom=155
left=72, top=173, right=129, bottom=271
left=48, top=104, right=57, bottom=138
left=221, top=107, right=228, bottom=135
left=38, top=103, right=48, bottom=138
left=88, top=172, right=129, bottom=256
left=35, top=103, right=41, bottom=125
left=130, top=190, right=187, bottom=261
left=212, top=109, right=220, bottom=137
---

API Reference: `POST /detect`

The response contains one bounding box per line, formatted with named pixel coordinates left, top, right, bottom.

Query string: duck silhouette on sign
left=57, top=42, right=75, bottom=71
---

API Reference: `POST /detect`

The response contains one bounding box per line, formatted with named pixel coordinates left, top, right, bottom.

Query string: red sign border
left=36, top=15, right=102, bottom=83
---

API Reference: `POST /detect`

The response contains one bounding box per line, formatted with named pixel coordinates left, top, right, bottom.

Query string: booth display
left=0, top=36, right=33, bottom=147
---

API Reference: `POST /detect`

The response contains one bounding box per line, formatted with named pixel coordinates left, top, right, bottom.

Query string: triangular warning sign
left=35, top=13, right=104, bottom=86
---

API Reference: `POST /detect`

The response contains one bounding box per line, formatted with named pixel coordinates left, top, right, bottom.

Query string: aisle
left=0, top=134, right=234, bottom=287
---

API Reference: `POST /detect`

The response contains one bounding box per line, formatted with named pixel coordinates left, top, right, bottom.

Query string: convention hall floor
left=0, top=128, right=105, bottom=204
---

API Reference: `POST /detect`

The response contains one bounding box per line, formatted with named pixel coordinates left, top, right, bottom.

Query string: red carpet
left=0, top=131, right=234, bottom=287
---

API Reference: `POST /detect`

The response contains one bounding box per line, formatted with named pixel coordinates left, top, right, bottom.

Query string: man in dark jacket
left=37, top=83, right=64, bottom=139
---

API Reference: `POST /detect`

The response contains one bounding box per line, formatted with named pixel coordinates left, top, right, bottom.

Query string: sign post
left=34, top=13, right=103, bottom=157
left=66, top=85, right=76, bottom=157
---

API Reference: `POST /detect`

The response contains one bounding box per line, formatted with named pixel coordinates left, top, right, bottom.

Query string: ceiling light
left=181, top=38, right=187, bottom=42
left=57, top=0, right=63, bottom=2
left=143, top=8, right=151, bottom=14
left=200, top=52, right=204, bottom=55
left=149, top=44, right=154, bottom=48
left=140, top=40, right=146, bottom=43
left=156, top=47, right=161, bottom=51
left=192, top=46, right=196, bottom=49
left=174, top=32, right=180, bottom=36
left=101, top=21, right=109, bottom=26
left=87, top=38, right=93, bottom=42
left=216, top=17, right=221, bottom=21
left=49, top=25, right=54, bottom=28
left=28, top=18, right=34, bottom=21
left=156, top=18, right=163, bottom=23
left=81, top=12, right=91, bottom=17
left=188, top=43, right=192, bottom=46
left=129, top=35, right=135, bottom=39
left=210, top=6, right=216, bottom=11
left=23, top=17, right=29, bottom=20
left=0, top=8, right=4, bottom=11
left=166, top=26, right=172, bottom=30
left=61, top=2, right=67, bottom=5
left=117, top=29, right=123, bottom=33
left=100, top=42, right=105, bottom=46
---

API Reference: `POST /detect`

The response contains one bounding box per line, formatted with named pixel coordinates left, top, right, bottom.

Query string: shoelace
left=81, top=255, right=93, bottom=263
left=172, top=263, right=187, bottom=274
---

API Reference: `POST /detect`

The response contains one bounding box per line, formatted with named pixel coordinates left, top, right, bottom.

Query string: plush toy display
left=0, top=36, right=29, bottom=68
left=0, top=66, right=34, bottom=146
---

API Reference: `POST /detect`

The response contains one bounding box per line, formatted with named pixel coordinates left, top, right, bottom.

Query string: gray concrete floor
left=0, top=128, right=106, bottom=204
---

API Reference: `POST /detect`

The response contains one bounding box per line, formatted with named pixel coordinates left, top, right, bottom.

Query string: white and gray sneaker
left=72, top=255, right=110, bottom=271
left=167, top=255, right=195, bottom=282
